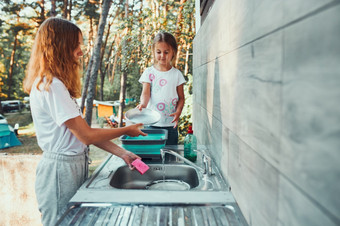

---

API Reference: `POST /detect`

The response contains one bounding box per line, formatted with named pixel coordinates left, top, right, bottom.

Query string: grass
left=2, top=110, right=113, bottom=175
left=2, top=111, right=42, bottom=155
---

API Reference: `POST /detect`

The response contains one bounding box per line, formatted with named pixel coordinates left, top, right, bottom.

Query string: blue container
left=120, top=129, right=168, bottom=155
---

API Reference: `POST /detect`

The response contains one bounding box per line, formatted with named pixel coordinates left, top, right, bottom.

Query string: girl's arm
left=64, top=116, right=146, bottom=146
left=170, top=84, right=185, bottom=127
left=137, top=82, right=151, bottom=110
left=93, top=140, right=140, bottom=166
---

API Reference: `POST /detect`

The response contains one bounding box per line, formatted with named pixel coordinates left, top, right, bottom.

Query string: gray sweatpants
left=35, top=151, right=88, bottom=226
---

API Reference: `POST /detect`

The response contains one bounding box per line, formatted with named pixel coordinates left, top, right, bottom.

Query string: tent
left=0, top=124, right=22, bottom=149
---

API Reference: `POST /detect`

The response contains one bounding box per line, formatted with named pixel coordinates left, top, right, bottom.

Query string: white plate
left=125, top=108, right=161, bottom=125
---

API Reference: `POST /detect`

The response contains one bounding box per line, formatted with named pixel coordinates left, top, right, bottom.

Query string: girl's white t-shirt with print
left=139, top=66, right=186, bottom=127
left=30, top=77, right=86, bottom=155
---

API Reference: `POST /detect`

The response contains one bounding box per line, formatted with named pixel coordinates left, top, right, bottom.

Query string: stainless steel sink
left=110, top=164, right=199, bottom=190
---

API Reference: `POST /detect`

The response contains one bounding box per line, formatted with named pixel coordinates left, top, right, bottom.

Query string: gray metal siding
left=57, top=204, right=247, bottom=226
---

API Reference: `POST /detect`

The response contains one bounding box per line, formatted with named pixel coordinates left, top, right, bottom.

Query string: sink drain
left=146, top=179, right=191, bottom=190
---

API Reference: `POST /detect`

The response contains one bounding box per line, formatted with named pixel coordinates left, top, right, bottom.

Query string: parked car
left=1, top=100, right=26, bottom=113
left=0, top=114, right=8, bottom=124
left=23, top=96, right=30, bottom=109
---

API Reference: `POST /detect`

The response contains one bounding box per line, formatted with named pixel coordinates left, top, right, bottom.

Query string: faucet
left=160, top=149, right=214, bottom=176
left=202, top=153, right=213, bottom=176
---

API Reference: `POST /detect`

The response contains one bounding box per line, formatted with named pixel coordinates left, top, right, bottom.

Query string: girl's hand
left=125, top=123, right=147, bottom=137
left=136, top=104, right=143, bottom=111
left=136, top=103, right=146, bottom=111
left=170, top=111, right=181, bottom=128
left=120, top=150, right=141, bottom=169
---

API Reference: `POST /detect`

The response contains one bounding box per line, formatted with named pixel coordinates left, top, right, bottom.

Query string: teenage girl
left=23, top=17, right=146, bottom=225
left=137, top=32, right=186, bottom=145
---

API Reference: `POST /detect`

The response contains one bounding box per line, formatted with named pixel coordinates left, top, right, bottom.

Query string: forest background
left=0, top=0, right=196, bottom=141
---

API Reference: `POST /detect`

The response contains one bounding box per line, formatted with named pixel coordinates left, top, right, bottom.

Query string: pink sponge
left=131, top=159, right=149, bottom=175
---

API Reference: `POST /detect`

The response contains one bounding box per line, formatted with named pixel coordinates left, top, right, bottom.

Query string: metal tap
left=202, top=153, right=213, bottom=176
left=160, top=149, right=214, bottom=176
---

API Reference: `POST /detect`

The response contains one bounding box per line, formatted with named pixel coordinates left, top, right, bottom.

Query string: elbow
left=78, top=137, right=92, bottom=146
left=77, top=134, right=95, bottom=146
left=82, top=140, right=92, bottom=146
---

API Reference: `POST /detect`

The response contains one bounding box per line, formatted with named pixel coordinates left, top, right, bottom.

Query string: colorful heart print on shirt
left=156, top=98, right=178, bottom=124
left=149, top=73, right=155, bottom=81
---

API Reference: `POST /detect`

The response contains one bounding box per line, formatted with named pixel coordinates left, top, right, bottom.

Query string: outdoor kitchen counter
left=56, top=145, right=248, bottom=226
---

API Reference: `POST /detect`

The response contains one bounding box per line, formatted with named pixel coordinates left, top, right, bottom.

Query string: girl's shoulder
left=170, top=67, right=182, bottom=74
left=48, top=77, right=68, bottom=93
left=33, top=76, right=65, bottom=91
left=51, top=77, right=67, bottom=88
left=167, top=67, right=184, bottom=78
left=51, top=76, right=63, bottom=84
left=141, top=66, right=153, bottom=75
left=150, top=66, right=182, bottom=74
left=145, top=66, right=154, bottom=71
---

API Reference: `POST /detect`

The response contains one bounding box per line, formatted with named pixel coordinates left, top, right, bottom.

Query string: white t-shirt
left=30, top=77, right=86, bottom=155
left=139, top=66, right=186, bottom=127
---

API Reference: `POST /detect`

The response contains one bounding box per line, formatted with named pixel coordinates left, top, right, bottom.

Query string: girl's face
left=73, top=33, right=84, bottom=60
left=154, top=42, right=174, bottom=67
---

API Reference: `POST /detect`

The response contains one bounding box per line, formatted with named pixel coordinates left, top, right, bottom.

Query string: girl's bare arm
left=64, top=116, right=146, bottom=146
left=93, top=140, right=141, bottom=166
left=137, top=82, right=151, bottom=110
left=170, top=84, right=185, bottom=127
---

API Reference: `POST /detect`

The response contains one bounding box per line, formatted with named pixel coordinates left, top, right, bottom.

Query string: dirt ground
left=0, top=111, right=111, bottom=225
left=0, top=155, right=42, bottom=226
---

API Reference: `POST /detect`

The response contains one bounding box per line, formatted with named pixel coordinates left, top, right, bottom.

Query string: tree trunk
left=175, top=0, right=187, bottom=37
left=99, top=39, right=114, bottom=100
left=149, top=0, right=156, bottom=29
left=184, top=43, right=190, bottom=76
left=110, top=45, right=120, bottom=82
left=154, top=0, right=160, bottom=29
left=80, top=55, right=94, bottom=113
left=98, top=3, right=122, bottom=99
left=118, top=0, right=129, bottom=127
left=137, top=0, right=143, bottom=73
left=38, top=0, right=45, bottom=24
left=68, top=0, right=72, bottom=20
left=51, top=0, right=57, bottom=17
left=63, top=0, right=68, bottom=19
left=7, top=34, right=18, bottom=99
left=84, top=0, right=112, bottom=125
left=162, top=1, right=168, bottom=27
left=99, top=23, right=111, bottom=101
left=118, top=71, right=127, bottom=126
left=84, top=17, right=94, bottom=69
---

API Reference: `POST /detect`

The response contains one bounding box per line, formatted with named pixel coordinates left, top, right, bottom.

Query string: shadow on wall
left=211, top=58, right=224, bottom=164
left=0, top=155, right=42, bottom=226
left=196, top=57, right=223, bottom=169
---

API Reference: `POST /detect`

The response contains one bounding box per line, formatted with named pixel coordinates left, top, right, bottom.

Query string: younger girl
left=23, top=18, right=146, bottom=225
left=137, top=32, right=186, bottom=145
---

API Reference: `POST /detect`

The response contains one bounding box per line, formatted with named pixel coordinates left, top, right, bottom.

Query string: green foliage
left=0, top=0, right=195, bottom=133
left=178, top=73, right=193, bottom=143
left=0, top=0, right=35, bottom=100
left=92, top=0, right=195, bottom=136
left=0, top=22, right=33, bottom=99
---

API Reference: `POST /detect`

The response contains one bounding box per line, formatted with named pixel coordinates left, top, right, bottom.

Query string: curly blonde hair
left=23, top=17, right=82, bottom=98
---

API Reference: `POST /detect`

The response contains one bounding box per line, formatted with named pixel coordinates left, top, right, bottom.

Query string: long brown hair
left=23, top=17, right=82, bottom=98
